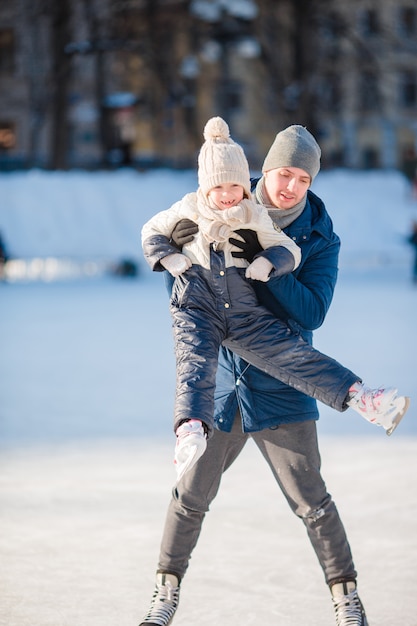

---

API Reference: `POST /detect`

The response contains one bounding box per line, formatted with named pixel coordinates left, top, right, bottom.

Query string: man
left=139, top=125, right=369, bottom=625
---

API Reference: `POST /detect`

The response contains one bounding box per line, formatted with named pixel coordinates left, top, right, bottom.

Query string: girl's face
left=264, top=167, right=311, bottom=209
left=208, top=183, right=245, bottom=210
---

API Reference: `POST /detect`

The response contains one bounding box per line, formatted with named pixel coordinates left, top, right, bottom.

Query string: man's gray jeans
left=158, top=416, right=357, bottom=586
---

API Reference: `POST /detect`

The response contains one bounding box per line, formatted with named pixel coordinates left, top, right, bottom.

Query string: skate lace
left=361, top=386, right=400, bottom=414
left=360, top=387, right=384, bottom=413
left=141, top=581, right=180, bottom=625
left=333, top=590, right=365, bottom=626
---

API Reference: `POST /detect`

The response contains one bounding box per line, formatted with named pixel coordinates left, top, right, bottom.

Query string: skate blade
left=386, top=396, right=410, bottom=436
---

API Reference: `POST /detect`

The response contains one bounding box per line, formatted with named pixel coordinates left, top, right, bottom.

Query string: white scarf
left=196, top=189, right=254, bottom=243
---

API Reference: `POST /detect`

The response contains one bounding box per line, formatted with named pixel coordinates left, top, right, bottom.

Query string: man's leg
left=252, top=421, right=368, bottom=625
left=139, top=421, right=248, bottom=625
left=158, top=421, right=248, bottom=578
left=251, top=420, right=356, bottom=585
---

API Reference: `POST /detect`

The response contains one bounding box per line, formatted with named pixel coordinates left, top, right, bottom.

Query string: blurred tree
left=80, top=0, right=108, bottom=166
left=23, top=0, right=51, bottom=168
left=49, top=0, right=72, bottom=169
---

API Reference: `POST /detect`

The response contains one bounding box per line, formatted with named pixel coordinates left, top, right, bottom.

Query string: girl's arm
left=141, top=200, right=191, bottom=271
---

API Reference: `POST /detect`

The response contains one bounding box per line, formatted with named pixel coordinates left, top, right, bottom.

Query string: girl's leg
left=172, top=305, right=225, bottom=433
left=224, top=307, right=358, bottom=412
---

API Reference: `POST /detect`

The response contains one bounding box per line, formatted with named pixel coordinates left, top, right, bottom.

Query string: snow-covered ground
left=0, top=168, right=416, bottom=625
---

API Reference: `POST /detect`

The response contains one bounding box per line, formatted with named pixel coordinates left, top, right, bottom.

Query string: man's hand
left=170, top=219, right=198, bottom=249
left=230, top=229, right=263, bottom=262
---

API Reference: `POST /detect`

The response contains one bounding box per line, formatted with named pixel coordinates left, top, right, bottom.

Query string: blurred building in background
left=0, top=0, right=416, bottom=171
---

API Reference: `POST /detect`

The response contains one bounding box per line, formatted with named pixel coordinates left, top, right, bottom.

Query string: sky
left=0, top=168, right=416, bottom=626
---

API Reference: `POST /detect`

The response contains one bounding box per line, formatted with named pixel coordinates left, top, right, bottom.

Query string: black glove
left=230, top=229, right=263, bottom=263
left=170, top=219, right=199, bottom=249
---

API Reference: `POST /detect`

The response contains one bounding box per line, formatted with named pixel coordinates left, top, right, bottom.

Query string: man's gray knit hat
left=262, top=125, right=321, bottom=180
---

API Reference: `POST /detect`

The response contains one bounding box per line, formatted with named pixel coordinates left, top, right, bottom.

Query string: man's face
left=264, top=167, right=311, bottom=209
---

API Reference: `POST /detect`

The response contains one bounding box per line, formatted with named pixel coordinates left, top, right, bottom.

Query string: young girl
left=142, top=117, right=409, bottom=481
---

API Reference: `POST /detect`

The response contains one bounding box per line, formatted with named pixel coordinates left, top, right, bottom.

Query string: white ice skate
left=174, top=419, right=207, bottom=481
left=347, top=383, right=410, bottom=435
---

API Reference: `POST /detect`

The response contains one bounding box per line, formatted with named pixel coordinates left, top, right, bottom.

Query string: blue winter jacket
left=214, top=188, right=340, bottom=433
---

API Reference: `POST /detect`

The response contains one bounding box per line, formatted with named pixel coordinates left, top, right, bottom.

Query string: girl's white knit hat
left=198, top=117, right=251, bottom=198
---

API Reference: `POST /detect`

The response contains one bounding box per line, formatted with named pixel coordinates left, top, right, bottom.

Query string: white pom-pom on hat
left=198, top=116, right=251, bottom=197
left=203, top=116, right=230, bottom=142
